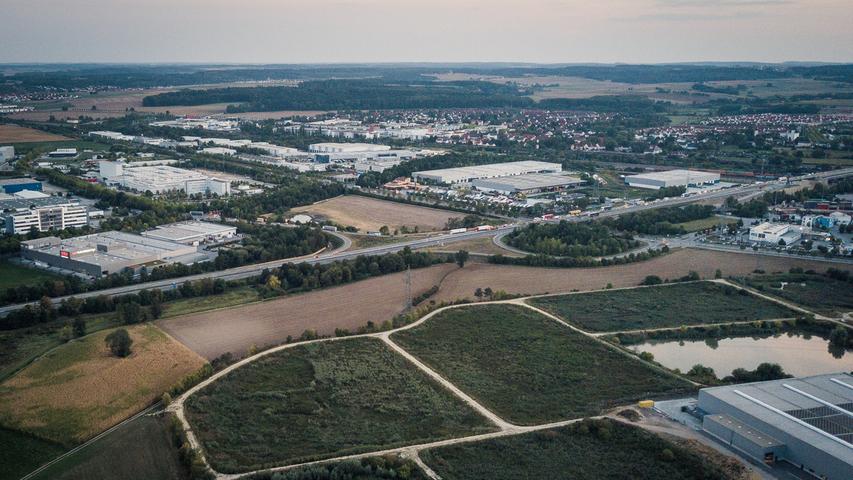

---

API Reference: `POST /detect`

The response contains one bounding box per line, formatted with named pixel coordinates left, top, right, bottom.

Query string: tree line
left=506, top=221, right=639, bottom=257
left=604, top=205, right=715, bottom=235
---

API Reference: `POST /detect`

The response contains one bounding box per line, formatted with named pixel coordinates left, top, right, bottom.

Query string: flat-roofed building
left=0, top=177, right=42, bottom=194
left=414, top=161, right=562, bottom=184
left=309, top=143, right=391, bottom=153
left=749, top=222, right=803, bottom=245
left=99, top=161, right=230, bottom=196
left=471, top=172, right=584, bottom=195
left=625, top=169, right=720, bottom=190
left=20, top=231, right=205, bottom=277
left=141, top=221, right=237, bottom=245
left=1, top=196, right=88, bottom=234
left=697, top=373, right=853, bottom=480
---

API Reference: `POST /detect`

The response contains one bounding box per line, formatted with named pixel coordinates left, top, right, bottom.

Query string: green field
left=391, top=305, right=692, bottom=424
left=240, top=457, right=428, bottom=480
left=674, top=216, right=737, bottom=233
left=0, top=261, right=61, bottom=290
left=160, top=286, right=261, bottom=318
left=744, top=273, right=853, bottom=316
left=27, top=416, right=187, bottom=480
left=185, top=337, right=495, bottom=473
left=420, top=419, right=742, bottom=480
left=529, top=282, right=798, bottom=332
left=0, top=427, right=66, bottom=480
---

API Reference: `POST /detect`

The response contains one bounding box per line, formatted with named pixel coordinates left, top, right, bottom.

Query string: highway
left=1, top=166, right=851, bottom=317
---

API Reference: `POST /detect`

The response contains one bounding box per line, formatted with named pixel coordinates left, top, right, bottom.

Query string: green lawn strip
left=27, top=416, right=187, bottom=480
left=391, top=304, right=693, bottom=425
left=420, top=419, right=740, bottom=480
left=528, top=281, right=798, bottom=332
left=0, top=427, right=66, bottom=480
left=0, top=261, right=62, bottom=289
left=674, top=216, right=736, bottom=232
left=744, top=273, right=853, bottom=317
left=185, top=337, right=496, bottom=473
left=160, top=286, right=260, bottom=318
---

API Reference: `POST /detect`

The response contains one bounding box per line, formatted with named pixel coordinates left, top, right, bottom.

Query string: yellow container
left=638, top=400, right=655, bottom=408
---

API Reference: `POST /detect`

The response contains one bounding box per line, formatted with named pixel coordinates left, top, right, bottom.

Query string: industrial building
left=141, top=221, right=237, bottom=245
left=749, top=222, right=803, bottom=245
left=20, top=231, right=207, bottom=277
left=413, top=161, right=563, bottom=184
left=46, top=148, right=78, bottom=159
left=308, top=143, right=391, bottom=154
left=697, top=373, right=853, bottom=480
left=1, top=196, right=88, bottom=234
left=471, top=172, right=584, bottom=195
left=99, top=160, right=230, bottom=196
left=624, top=169, right=720, bottom=190
left=0, top=146, right=14, bottom=163
left=354, top=158, right=404, bottom=173
left=0, top=177, right=42, bottom=195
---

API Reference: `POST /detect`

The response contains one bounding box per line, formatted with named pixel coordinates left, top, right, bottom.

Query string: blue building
left=0, top=178, right=43, bottom=194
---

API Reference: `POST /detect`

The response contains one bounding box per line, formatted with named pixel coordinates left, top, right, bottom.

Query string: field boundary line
left=589, top=317, right=799, bottom=336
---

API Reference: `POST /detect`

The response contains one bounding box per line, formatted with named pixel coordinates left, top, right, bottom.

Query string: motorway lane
left=1, top=167, right=851, bottom=316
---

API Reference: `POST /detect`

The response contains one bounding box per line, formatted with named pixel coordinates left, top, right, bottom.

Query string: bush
left=105, top=328, right=133, bottom=357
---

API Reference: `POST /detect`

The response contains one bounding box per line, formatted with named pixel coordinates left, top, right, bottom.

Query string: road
left=2, top=166, right=851, bottom=317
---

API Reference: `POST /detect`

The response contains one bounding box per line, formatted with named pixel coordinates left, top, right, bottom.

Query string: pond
left=628, top=333, right=851, bottom=378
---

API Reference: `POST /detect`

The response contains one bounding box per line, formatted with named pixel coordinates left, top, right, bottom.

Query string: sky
left=2, top=0, right=852, bottom=64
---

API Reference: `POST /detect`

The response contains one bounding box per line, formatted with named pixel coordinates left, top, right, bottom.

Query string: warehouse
left=308, top=143, right=391, bottom=153
left=20, top=231, right=208, bottom=277
left=624, top=169, right=720, bottom=190
left=141, top=221, right=237, bottom=245
left=99, top=160, right=230, bottom=196
left=414, top=161, right=562, bottom=184
left=697, top=373, right=853, bottom=480
left=471, top=172, right=584, bottom=195
left=0, top=177, right=42, bottom=194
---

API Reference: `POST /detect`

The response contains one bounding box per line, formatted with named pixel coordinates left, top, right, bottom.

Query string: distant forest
left=3, top=63, right=852, bottom=95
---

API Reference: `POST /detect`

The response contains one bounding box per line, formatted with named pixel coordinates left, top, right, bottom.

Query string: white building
left=625, top=169, right=720, bottom=190
left=99, top=161, right=230, bottom=196
left=201, top=147, right=237, bottom=156
left=309, top=143, right=392, bottom=154
left=141, top=221, right=237, bottom=245
left=749, top=222, right=802, bottom=245
left=413, top=161, right=563, bottom=184
left=1, top=196, right=88, bottom=234
left=0, top=146, right=15, bottom=163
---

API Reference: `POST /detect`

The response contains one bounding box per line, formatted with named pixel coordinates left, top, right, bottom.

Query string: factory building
left=20, top=231, right=207, bottom=277
left=624, top=169, right=720, bottom=190
left=354, top=158, right=405, bottom=173
left=99, top=160, right=230, bottom=196
left=414, top=161, right=562, bottom=184
left=308, top=143, right=392, bottom=154
left=748, top=222, right=803, bottom=245
left=1, top=196, right=88, bottom=234
left=0, top=177, right=42, bottom=195
left=697, top=373, right=853, bottom=480
left=0, top=146, right=15, bottom=163
left=141, top=221, right=237, bottom=245
left=46, top=148, right=78, bottom=159
left=471, top=172, right=584, bottom=195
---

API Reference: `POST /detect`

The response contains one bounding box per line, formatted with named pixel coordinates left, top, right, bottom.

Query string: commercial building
left=46, top=148, right=78, bottom=159
left=141, top=221, right=237, bottom=245
left=0, top=146, right=14, bottom=163
left=697, top=373, right=853, bottom=480
left=1, top=196, right=88, bottom=234
left=414, top=161, right=563, bottom=184
left=0, top=177, right=42, bottom=195
left=624, top=169, right=720, bottom=190
left=354, top=158, right=404, bottom=173
left=20, top=231, right=205, bottom=277
left=471, top=172, right=584, bottom=195
left=308, top=143, right=392, bottom=154
left=748, top=222, right=803, bottom=245
left=99, top=160, right=230, bottom=196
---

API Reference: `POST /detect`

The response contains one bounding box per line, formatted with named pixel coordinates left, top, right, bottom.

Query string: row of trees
left=605, top=205, right=715, bottom=235
left=489, top=246, right=669, bottom=268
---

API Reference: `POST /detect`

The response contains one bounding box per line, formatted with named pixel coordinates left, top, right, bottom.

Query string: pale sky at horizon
left=2, top=0, right=852, bottom=64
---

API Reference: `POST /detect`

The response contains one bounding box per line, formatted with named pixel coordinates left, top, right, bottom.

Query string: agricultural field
left=0, top=123, right=69, bottom=143
left=0, top=261, right=63, bottom=290
left=529, top=281, right=798, bottom=333
left=184, top=337, right=495, bottom=472
left=0, top=427, right=66, bottom=480
left=0, top=324, right=206, bottom=445
left=238, top=457, right=427, bottom=480
left=744, top=273, right=853, bottom=317
left=391, top=305, right=692, bottom=424
left=158, top=263, right=456, bottom=360
left=420, top=419, right=745, bottom=480
left=291, top=195, right=461, bottom=233
left=674, top=215, right=737, bottom=233
left=27, top=415, right=187, bottom=480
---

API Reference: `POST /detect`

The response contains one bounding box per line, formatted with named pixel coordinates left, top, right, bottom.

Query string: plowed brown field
left=159, top=249, right=851, bottom=360
left=0, top=124, right=69, bottom=143
left=158, top=263, right=457, bottom=360
left=292, top=195, right=461, bottom=232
